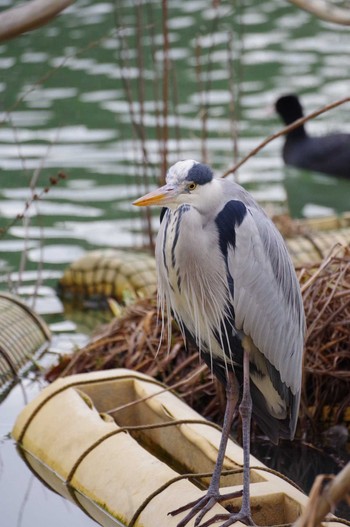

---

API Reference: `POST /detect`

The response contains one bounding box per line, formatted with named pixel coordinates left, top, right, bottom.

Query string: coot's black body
left=275, top=94, right=350, bottom=179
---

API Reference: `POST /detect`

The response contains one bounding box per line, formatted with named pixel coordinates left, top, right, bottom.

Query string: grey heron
left=133, top=160, right=305, bottom=527
left=276, top=94, right=350, bottom=179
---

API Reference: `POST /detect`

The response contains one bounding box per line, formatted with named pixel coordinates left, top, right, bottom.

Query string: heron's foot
left=169, top=488, right=243, bottom=527
left=199, top=505, right=256, bottom=527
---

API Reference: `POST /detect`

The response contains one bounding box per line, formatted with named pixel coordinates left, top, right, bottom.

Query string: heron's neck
left=195, top=179, right=225, bottom=218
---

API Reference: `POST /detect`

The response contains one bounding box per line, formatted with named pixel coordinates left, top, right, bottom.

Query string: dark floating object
left=275, top=94, right=350, bottom=179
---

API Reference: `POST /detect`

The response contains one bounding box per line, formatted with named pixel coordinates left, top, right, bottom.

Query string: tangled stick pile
left=47, top=244, right=350, bottom=438
left=300, top=244, right=350, bottom=428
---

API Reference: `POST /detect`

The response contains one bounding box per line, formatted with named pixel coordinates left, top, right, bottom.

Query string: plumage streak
left=171, top=204, right=190, bottom=269
left=161, top=209, right=170, bottom=275
left=158, top=207, right=235, bottom=378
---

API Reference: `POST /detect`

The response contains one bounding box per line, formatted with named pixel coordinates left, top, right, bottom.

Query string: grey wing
left=227, top=206, right=305, bottom=396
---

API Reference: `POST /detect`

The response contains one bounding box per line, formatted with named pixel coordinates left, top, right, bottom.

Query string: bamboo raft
left=12, top=369, right=348, bottom=527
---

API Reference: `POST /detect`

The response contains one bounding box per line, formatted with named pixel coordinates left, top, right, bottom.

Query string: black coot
left=275, top=94, right=350, bottom=179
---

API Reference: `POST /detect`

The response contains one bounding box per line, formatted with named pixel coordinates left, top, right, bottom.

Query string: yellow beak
left=133, top=184, right=177, bottom=207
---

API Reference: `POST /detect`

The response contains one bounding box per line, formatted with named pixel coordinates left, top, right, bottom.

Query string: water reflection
left=284, top=168, right=350, bottom=217
left=0, top=200, right=103, bottom=217
left=28, top=245, right=86, bottom=264
left=1, top=434, right=98, bottom=527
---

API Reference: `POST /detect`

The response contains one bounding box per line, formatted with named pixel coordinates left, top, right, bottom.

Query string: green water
left=1, top=0, right=350, bottom=525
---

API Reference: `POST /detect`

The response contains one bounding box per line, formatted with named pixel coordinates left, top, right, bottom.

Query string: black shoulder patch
left=186, top=163, right=213, bottom=185
left=215, top=200, right=247, bottom=258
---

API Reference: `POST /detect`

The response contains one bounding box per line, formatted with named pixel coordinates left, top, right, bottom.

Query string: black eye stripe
left=185, top=163, right=213, bottom=185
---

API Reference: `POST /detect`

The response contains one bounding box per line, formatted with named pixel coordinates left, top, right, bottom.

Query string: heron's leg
left=228, top=347, right=255, bottom=525
left=206, top=349, right=256, bottom=527
left=169, top=371, right=241, bottom=527
left=204, top=370, right=239, bottom=492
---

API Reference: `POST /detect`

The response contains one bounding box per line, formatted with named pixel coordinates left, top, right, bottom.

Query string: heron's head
left=133, top=160, right=215, bottom=210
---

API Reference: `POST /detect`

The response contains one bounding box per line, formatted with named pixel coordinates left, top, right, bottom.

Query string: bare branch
left=288, top=0, right=350, bottom=26
left=0, top=0, right=75, bottom=42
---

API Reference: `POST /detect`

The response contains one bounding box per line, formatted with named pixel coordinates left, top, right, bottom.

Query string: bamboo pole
left=293, top=463, right=350, bottom=527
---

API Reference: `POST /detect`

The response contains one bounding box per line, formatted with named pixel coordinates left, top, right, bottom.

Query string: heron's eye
left=187, top=182, right=197, bottom=191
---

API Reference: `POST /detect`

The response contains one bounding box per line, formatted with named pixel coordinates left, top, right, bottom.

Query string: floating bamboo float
left=271, top=212, right=350, bottom=267
left=0, top=292, right=51, bottom=396
left=58, top=249, right=157, bottom=302
left=12, top=369, right=347, bottom=527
